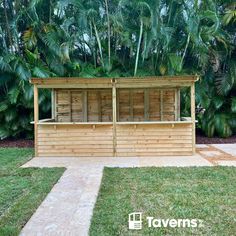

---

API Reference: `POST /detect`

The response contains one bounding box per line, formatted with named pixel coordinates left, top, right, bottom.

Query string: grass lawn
left=0, top=148, right=65, bottom=236
left=90, top=167, right=236, bottom=236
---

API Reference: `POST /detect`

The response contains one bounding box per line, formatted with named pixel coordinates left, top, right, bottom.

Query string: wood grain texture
left=116, top=123, right=193, bottom=156
left=36, top=123, right=193, bottom=157
left=34, top=85, right=38, bottom=156
left=37, top=124, right=113, bottom=157
left=191, top=84, right=196, bottom=154
left=34, top=78, right=197, bottom=157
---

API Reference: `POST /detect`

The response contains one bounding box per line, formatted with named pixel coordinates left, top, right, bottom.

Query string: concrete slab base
left=212, top=144, right=236, bottom=157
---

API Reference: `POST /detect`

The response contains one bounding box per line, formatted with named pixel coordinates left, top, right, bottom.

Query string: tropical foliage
left=0, top=0, right=235, bottom=138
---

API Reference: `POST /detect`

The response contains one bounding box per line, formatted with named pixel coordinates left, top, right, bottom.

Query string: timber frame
left=30, top=76, right=199, bottom=157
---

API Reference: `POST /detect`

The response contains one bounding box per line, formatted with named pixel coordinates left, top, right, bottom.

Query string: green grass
left=90, top=167, right=236, bottom=236
left=0, top=148, right=65, bottom=236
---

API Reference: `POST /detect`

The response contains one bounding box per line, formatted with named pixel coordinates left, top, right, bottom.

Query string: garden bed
left=0, top=139, right=34, bottom=148
left=196, top=129, right=236, bottom=144
left=0, top=134, right=235, bottom=149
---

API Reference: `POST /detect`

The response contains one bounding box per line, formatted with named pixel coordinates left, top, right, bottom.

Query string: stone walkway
left=197, top=144, right=236, bottom=166
left=20, top=144, right=236, bottom=236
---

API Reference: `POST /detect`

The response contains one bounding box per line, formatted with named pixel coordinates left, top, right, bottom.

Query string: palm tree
left=0, top=0, right=235, bottom=138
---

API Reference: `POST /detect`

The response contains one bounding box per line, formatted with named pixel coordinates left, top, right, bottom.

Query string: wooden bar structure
left=30, top=76, right=199, bottom=157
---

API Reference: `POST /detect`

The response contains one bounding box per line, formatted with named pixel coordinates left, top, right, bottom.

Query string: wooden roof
left=30, top=75, right=199, bottom=88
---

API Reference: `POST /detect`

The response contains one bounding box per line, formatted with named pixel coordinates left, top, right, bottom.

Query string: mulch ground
left=196, top=129, right=236, bottom=144
left=0, top=139, right=34, bottom=148
left=196, top=135, right=236, bottom=144
left=0, top=134, right=235, bottom=148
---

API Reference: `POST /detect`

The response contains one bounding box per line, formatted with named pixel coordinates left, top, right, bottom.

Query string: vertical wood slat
left=112, top=81, right=117, bottom=157
left=191, top=84, right=195, bottom=154
left=82, top=91, right=88, bottom=122
left=51, top=89, right=55, bottom=119
left=144, top=89, right=149, bottom=121
left=174, top=88, right=178, bottom=121
left=177, top=89, right=181, bottom=121
left=34, top=85, right=39, bottom=156
left=68, top=91, right=72, bottom=122
left=160, top=90, right=163, bottom=121
left=97, top=91, right=102, bottom=122
left=116, top=89, right=119, bottom=122
left=55, top=90, right=58, bottom=121
left=129, top=89, right=133, bottom=121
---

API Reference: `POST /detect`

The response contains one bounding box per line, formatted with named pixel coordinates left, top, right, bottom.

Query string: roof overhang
left=30, top=76, right=199, bottom=89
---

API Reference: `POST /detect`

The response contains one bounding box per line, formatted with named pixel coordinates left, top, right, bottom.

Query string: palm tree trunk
left=3, top=0, right=13, bottom=52
left=92, top=20, right=104, bottom=68
left=104, top=0, right=111, bottom=69
left=194, top=0, right=199, bottom=10
left=180, top=34, right=190, bottom=67
left=49, top=0, right=52, bottom=23
left=142, top=32, right=147, bottom=63
left=0, top=26, right=8, bottom=51
left=167, top=1, right=173, bottom=25
left=90, top=21, right=96, bottom=68
left=134, top=19, right=143, bottom=76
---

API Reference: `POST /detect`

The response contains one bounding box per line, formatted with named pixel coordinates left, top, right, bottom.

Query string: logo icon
left=128, top=212, right=142, bottom=230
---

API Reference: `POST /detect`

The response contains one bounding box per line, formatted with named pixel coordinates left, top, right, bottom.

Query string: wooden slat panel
left=37, top=124, right=113, bottom=157
left=116, top=123, right=193, bottom=156
left=114, top=152, right=193, bottom=157
left=101, top=90, right=112, bottom=122
left=71, top=91, right=83, bottom=122
left=118, top=88, right=176, bottom=122
left=37, top=123, right=193, bottom=157
left=118, top=89, right=130, bottom=121
left=56, top=89, right=112, bottom=123
left=149, top=89, right=160, bottom=121
left=56, top=90, right=70, bottom=122
left=133, top=90, right=144, bottom=121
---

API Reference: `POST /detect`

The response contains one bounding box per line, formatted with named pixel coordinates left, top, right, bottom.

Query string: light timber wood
left=30, top=76, right=199, bottom=89
left=129, top=90, right=133, bottom=121
left=115, top=82, right=193, bottom=89
left=32, top=76, right=198, bottom=157
left=116, top=123, right=193, bottom=156
left=51, top=89, right=55, bottom=119
left=97, top=91, right=102, bottom=122
left=191, top=83, right=196, bottom=154
left=34, top=85, right=38, bottom=156
left=68, top=91, right=72, bottom=121
left=37, top=124, right=113, bottom=157
left=177, top=89, right=181, bottom=121
left=36, top=122, right=193, bottom=157
left=112, top=81, right=117, bottom=157
left=160, top=90, right=163, bottom=121
left=82, top=91, right=88, bottom=122
left=174, top=89, right=178, bottom=121
left=116, top=90, right=119, bottom=122
left=144, top=89, right=149, bottom=121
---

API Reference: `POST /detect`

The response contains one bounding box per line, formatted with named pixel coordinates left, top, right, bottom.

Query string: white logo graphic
left=128, top=212, right=142, bottom=230
left=128, top=212, right=203, bottom=230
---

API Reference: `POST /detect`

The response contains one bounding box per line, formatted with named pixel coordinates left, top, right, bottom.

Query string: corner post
left=34, top=85, right=39, bottom=157
left=175, top=88, right=180, bottom=121
left=112, top=79, right=117, bottom=157
left=191, top=83, right=195, bottom=154
left=51, top=89, right=55, bottom=119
